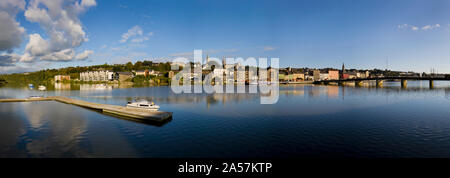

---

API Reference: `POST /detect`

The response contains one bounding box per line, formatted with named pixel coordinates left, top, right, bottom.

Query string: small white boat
left=126, top=100, right=160, bottom=111
left=38, top=85, right=46, bottom=91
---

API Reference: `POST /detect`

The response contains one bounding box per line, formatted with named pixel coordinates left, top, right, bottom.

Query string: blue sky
left=2, top=0, right=450, bottom=73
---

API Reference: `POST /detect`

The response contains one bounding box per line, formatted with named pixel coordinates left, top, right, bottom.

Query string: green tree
left=142, top=60, right=152, bottom=66
left=125, top=62, right=133, bottom=71
left=113, top=65, right=122, bottom=72
left=134, top=61, right=143, bottom=70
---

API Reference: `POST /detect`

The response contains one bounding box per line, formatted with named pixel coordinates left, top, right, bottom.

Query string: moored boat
left=38, top=85, right=46, bottom=91
left=126, top=100, right=160, bottom=111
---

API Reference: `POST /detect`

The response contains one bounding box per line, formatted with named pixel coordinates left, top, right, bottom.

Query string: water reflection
left=446, top=89, right=450, bottom=99
left=80, top=84, right=113, bottom=91
left=2, top=81, right=450, bottom=157
left=54, top=83, right=71, bottom=90
left=21, top=101, right=88, bottom=157
left=0, top=101, right=142, bottom=157
left=0, top=103, right=26, bottom=157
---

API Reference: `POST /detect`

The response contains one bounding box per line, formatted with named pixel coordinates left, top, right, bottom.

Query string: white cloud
left=40, top=49, right=76, bottom=61
left=397, top=24, right=408, bottom=29
left=398, top=24, right=440, bottom=31
left=421, top=25, right=431, bottom=31
left=120, top=26, right=153, bottom=43
left=18, top=0, right=96, bottom=62
left=75, top=50, right=94, bottom=60
left=81, top=0, right=96, bottom=7
left=0, top=60, right=55, bottom=73
left=24, top=34, right=50, bottom=58
left=422, top=24, right=440, bottom=31
left=0, top=0, right=26, bottom=52
left=263, top=46, right=277, bottom=51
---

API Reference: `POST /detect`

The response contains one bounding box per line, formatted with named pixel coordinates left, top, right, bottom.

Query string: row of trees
left=0, top=60, right=173, bottom=87
left=119, top=61, right=171, bottom=72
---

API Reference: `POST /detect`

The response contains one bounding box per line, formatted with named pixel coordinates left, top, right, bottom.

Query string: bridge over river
left=313, top=76, right=449, bottom=88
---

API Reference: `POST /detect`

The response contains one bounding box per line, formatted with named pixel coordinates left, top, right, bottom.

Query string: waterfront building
left=278, top=73, right=286, bottom=81
left=313, top=70, right=321, bottom=81
left=360, top=72, right=368, bottom=78
left=285, top=74, right=294, bottom=81
left=213, top=68, right=225, bottom=83
left=224, top=64, right=235, bottom=83
left=320, top=73, right=329, bottom=81
left=80, top=71, right=114, bottom=81
left=54, top=75, right=71, bottom=82
left=289, top=68, right=305, bottom=81
left=235, top=64, right=246, bottom=84
left=348, top=74, right=357, bottom=79
left=363, top=70, right=370, bottom=78
left=135, top=69, right=152, bottom=77
left=304, top=74, right=314, bottom=81
left=342, top=73, right=350, bottom=79
left=168, top=71, right=175, bottom=79
left=348, top=71, right=360, bottom=79
left=328, top=70, right=339, bottom=80
left=292, top=73, right=305, bottom=81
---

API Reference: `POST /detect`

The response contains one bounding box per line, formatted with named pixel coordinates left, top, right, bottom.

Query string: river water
left=1, top=81, right=450, bottom=158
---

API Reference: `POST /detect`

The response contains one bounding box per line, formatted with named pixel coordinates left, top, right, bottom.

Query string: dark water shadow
left=102, top=111, right=173, bottom=127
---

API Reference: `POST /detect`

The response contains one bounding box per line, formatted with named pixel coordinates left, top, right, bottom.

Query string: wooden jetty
left=0, top=96, right=172, bottom=122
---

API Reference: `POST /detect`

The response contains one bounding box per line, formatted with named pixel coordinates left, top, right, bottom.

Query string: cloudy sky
left=1, top=0, right=450, bottom=73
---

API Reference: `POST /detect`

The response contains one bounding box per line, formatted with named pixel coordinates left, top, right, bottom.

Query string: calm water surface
left=1, top=81, right=450, bottom=158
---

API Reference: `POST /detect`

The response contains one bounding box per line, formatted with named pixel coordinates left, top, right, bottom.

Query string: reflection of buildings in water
left=133, top=92, right=260, bottom=108
left=280, top=89, right=305, bottom=96
left=206, top=95, right=220, bottom=109
left=54, top=83, right=71, bottom=90
left=308, top=86, right=321, bottom=98
left=306, top=85, right=339, bottom=98
left=446, top=89, right=450, bottom=99
left=80, top=84, right=113, bottom=91
left=326, top=86, right=339, bottom=98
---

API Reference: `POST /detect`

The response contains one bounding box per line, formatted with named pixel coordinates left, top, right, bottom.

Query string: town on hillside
left=0, top=59, right=448, bottom=86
